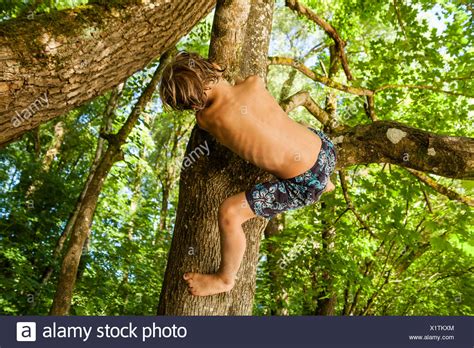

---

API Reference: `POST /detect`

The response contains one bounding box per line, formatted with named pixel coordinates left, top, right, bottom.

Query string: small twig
left=414, top=216, right=426, bottom=233
left=268, top=56, right=372, bottom=96
left=334, top=207, right=350, bottom=225
left=433, top=266, right=474, bottom=283
left=285, top=0, right=354, bottom=80
left=303, top=42, right=327, bottom=57
left=419, top=185, right=433, bottom=214
left=364, top=95, right=377, bottom=121
left=405, top=168, right=474, bottom=207
left=280, top=90, right=331, bottom=126
left=403, top=194, right=410, bottom=228
left=319, top=59, right=328, bottom=77
left=392, top=0, right=409, bottom=41
left=338, top=170, right=376, bottom=238
left=374, top=84, right=472, bottom=98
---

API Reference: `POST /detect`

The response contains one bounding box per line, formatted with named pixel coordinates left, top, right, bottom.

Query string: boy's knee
left=218, top=199, right=241, bottom=227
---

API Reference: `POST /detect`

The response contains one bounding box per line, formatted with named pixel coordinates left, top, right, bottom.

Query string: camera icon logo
left=16, top=322, right=37, bottom=342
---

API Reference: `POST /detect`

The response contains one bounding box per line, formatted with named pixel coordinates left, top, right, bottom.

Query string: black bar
left=2, top=316, right=471, bottom=347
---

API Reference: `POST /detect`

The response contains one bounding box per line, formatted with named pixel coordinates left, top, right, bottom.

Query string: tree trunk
left=49, top=140, right=122, bottom=315
left=49, top=52, right=173, bottom=315
left=0, top=0, right=215, bottom=147
left=314, top=222, right=337, bottom=315
left=157, top=0, right=275, bottom=315
left=158, top=127, right=182, bottom=233
left=25, top=121, right=65, bottom=198
left=264, top=214, right=289, bottom=315
left=37, top=84, right=123, bottom=295
left=313, top=47, right=338, bottom=315
left=119, top=146, right=145, bottom=314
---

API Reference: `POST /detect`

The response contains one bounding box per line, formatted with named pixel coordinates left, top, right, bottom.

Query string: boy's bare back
left=196, top=75, right=322, bottom=179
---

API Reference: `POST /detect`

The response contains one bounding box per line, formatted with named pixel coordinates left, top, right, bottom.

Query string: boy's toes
left=183, top=273, right=197, bottom=288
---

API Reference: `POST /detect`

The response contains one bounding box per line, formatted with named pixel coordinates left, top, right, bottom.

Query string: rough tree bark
left=157, top=0, right=275, bottom=315
left=0, top=0, right=215, bottom=146
left=332, top=121, right=474, bottom=179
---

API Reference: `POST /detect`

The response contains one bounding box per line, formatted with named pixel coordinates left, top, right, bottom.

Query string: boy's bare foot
left=324, top=179, right=335, bottom=192
left=183, top=272, right=235, bottom=296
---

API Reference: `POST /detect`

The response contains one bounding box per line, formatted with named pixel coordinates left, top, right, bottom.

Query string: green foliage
left=0, top=0, right=89, bottom=21
left=257, top=0, right=473, bottom=315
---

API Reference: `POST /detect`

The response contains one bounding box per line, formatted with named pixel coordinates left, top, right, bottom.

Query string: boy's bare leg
left=183, top=192, right=255, bottom=296
left=184, top=179, right=333, bottom=296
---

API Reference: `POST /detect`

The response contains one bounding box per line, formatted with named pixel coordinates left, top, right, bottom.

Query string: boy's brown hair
left=159, top=51, right=226, bottom=111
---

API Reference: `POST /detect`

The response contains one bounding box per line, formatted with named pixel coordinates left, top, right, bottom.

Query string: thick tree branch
left=285, top=0, right=353, bottom=80
left=36, top=81, right=124, bottom=302
left=333, top=121, right=474, bottom=179
left=324, top=45, right=340, bottom=119
left=280, top=90, right=330, bottom=125
left=405, top=168, right=474, bottom=207
left=0, top=0, right=215, bottom=147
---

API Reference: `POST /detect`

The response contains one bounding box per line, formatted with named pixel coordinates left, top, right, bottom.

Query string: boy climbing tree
left=159, top=51, right=336, bottom=296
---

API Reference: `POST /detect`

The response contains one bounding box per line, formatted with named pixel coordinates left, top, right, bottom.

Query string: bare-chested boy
left=159, top=51, right=337, bottom=296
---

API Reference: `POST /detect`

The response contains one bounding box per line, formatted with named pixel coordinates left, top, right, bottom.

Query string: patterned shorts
left=245, top=127, right=337, bottom=219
